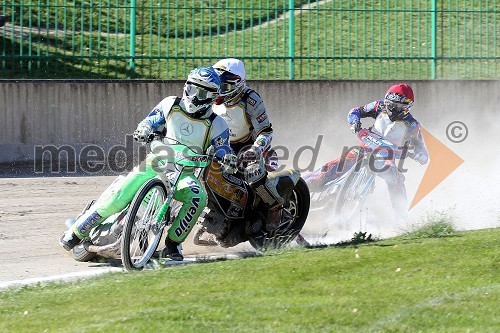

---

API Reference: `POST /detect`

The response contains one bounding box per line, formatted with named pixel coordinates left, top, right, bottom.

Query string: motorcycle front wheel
left=121, top=178, right=168, bottom=271
left=333, top=162, right=374, bottom=227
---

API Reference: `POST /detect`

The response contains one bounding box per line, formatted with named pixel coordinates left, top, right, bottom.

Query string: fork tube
left=155, top=195, right=173, bottom=224
left=155, top=169, right=183, bottom=223
left=142, top=189, right=159, bottom=222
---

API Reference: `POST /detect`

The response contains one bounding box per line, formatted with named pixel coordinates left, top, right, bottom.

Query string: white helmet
left=213, top=58, right=246, bottom=104
left=181, top=67, right=221, bottom=118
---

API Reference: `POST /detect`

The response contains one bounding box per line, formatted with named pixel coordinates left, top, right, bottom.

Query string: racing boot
left=387, top=181, right=409, bottom=224
left=245, top=159, right=301, bottom=232
left=59, top=230, right=82, bottom=251
left=60, top=210, right=105, bottom=251
left=252, top=178, right=283, bottom=231
left=259, top=170, right=301, bottom=231
left=160, top=237, right=184, bottom=261
left=381, top=167, right=409, bottom=224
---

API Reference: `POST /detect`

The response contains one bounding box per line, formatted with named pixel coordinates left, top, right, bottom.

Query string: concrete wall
left=1, top=79, right=499, bottom=230
left=0, top=80, right=173, bottom=166
left=0, top=80, right=498, bottom=165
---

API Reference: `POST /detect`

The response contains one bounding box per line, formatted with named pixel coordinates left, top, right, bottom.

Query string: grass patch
left=2, top=1, right=498, bottom=79
left=0, top=228, right=498, bottom=332
left=404, top=209, right=458, bottom=239
left=334, top=231, right=378, bottom=247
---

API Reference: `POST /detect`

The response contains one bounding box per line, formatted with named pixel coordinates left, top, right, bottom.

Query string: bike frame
left=149, top=140, right=211, bottom=227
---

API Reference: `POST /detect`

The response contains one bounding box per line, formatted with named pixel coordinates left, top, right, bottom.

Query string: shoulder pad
left=157, top=96, right=179, bottom=118
left=241, top=87, right=262, bottom=106
left=403, top=114, right=419, bottom=127
left=159, top=96, right=179, bottom=109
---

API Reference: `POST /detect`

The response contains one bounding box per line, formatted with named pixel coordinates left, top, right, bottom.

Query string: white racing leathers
left=212, top=87, right=277, bottom=171
left=213, top=87, right=286, bottom=229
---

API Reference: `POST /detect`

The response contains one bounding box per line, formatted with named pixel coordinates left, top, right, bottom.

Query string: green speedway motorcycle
left=66, top=138, right=310, bottom=271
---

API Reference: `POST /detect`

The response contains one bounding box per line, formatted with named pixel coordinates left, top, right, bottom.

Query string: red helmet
left=384, top=83, right=414, bottom=121
left=385, top=83, right=414, bottom=105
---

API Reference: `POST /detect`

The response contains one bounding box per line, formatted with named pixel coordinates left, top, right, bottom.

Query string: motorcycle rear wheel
left=121, top=178, right=168, bottom=271
left=250, top=177, right=310, bottom=249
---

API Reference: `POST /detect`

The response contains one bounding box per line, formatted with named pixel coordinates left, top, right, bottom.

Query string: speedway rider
left=60, top=67, right=236, bottom=261
left=212, top=58, right=278, bottom=171
left=212, top=58, right=285, bottom=230
left=305, top=83, right=428, bottom=218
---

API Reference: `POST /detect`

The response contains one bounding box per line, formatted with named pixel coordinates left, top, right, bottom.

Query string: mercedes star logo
left=180, top=123, right=194, bottom=136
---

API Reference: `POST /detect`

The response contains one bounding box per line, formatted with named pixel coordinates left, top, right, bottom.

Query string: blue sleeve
left=347, top=107, right=362, bottom=124
left=347, top=100, right=382, bottom=124
left=141, top=108, right=166, bottom=131
left=211, top=128, right=233, bottom=159
left=409, top=122, right=429, bottom=162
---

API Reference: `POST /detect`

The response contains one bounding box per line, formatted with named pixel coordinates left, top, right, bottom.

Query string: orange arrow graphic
left=409, top=127, right=464, bottom=209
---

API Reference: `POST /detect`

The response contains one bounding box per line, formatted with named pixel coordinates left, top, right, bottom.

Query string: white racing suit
left=212, top=86, right=278, bottom=171
left=212, top=86, right=284, bottom=230
left=348, top=100, right=429, bottom=219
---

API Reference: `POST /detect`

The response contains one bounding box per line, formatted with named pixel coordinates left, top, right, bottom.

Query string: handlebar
left=148, top=137, right=214, bottom=169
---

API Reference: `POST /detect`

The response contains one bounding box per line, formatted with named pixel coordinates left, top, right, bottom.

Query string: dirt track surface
left=0, top=176, right=251, bottom=286
left=1, top=172, right=497, bottom=288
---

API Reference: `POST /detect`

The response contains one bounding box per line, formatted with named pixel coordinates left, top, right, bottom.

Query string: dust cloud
left=266, top=82, right=500, bottom=244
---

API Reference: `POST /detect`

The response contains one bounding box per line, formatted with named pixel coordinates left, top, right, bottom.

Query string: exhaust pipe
left=83, top=239, right=121, bottom=259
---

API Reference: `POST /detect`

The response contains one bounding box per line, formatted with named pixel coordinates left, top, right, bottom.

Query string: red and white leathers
left=212, top=86, right=278, bottom=171
left=305, top=99, right=428, bottom=220
left=348, top=100, right=429, bottom=216
left=348, top=99, right=428, bottom=162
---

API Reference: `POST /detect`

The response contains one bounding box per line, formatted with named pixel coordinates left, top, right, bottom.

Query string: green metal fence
left=1, top=0, right=498, bottom=79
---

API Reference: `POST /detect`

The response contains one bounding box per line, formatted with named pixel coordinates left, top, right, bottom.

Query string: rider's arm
left=210, top=116, right=234, bottom=159
left=138, top=96, right=178, bottom=131
left=347, top=100, right=383, bottom=125
left=408, top=123, right=429, bottom=165
left=401, top=117, right=429, bottom=164
left=246, top=90, right=273, bottom=153
left=134, top=97, right=177, bottom=142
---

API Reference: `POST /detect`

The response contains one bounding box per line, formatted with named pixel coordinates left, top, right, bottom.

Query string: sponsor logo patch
left=180, top=123, right=194, bottom=136
left=188, top=155, right=209, bottom=163
left=227, top=203, right=243, bottom=217
left=222, top=172, right=244, bottom=186
left=215, top=135, right=228, bottom=146
left=175, top=196, right=201, bottom=237
left=77, top=212, right=103, bottom=235
left=256, top=185, right=277, bottom=206
left=385, top=92, right=406, bottom=103
left=247, top=96, right=257, bottom=106
left=256, top=113, right=268, bottom=123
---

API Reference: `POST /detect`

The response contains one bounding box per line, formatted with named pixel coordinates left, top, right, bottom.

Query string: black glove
left=350, top=121, right=361, bottom=133
left=133, top=123, right=153, bottom=143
